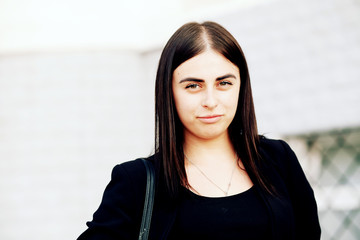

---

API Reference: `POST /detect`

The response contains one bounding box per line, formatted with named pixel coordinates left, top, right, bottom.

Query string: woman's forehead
left=173, top=49, right=239, bottom=80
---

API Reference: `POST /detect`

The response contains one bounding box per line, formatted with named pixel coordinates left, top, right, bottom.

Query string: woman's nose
left=201, top=89, right=218, bottom=109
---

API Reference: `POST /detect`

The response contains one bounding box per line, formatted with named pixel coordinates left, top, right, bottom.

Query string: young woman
left=78, top=21, right=321, bottom=240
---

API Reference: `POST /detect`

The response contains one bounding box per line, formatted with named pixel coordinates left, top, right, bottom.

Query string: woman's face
left=172, top=49, right=241, bottom=141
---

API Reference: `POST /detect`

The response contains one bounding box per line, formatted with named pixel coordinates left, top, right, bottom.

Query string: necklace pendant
left=185, top=153, right=238, bottom=197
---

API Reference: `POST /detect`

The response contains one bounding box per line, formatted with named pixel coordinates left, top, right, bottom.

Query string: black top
left=78, top=138, right=321, bottom=240
left=168, top=186, right=270, bottom=240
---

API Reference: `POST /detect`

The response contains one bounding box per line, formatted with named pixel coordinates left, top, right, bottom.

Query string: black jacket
left=78, top=138, right=321, bottom=239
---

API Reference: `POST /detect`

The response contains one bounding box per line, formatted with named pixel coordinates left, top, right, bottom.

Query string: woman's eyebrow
left=178, top=74, right=236, bottom=83
left=179, top=78, right=204, bottom=83
left=216, top=74, right=236, bottom=81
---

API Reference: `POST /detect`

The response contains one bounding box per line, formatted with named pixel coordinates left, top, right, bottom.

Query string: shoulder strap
left=138, top=159, right=156, bottom=240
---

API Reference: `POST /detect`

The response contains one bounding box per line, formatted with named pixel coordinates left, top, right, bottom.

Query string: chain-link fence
left=286, top=127, right=360, bottom=239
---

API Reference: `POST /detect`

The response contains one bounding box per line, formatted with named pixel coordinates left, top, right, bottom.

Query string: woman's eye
left=185, top=83, right=200, bottom=89
left=219, top=81, right=233, bottom=86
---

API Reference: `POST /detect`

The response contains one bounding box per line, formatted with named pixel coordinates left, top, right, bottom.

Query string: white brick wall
left=0, top=51, right=155, bottom=239
left=214, top=0, right=360, bottom=136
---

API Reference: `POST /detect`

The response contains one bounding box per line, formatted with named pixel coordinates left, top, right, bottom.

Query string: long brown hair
left=155, top=21, right=273, bottom=197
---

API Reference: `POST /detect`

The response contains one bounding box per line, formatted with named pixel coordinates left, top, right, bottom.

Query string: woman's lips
left=197, top=115, right=223, bottom=124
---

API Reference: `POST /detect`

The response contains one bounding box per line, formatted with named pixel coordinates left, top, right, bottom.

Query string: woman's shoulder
left=110, top=155, right=155, bottom=184
left=259, top=136, right=291, bottom=151
left=78, top=156, right=156, bottom=239
left=258, top=136, right=299, bottom=173
left=258, top=136, right=295, bottom=160
left=258, top=135, right=305, bottom=181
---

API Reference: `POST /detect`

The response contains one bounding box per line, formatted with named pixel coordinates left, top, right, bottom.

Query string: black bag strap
left=138, top=159, right=155, bottom=240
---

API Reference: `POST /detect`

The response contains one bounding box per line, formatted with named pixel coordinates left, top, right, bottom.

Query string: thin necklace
left=185, top=153, right=237, bottom=196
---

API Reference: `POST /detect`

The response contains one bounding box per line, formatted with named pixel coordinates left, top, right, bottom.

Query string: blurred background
left=0, top=0, right=359, bottom=239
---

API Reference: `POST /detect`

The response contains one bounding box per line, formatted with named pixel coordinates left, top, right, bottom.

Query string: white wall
left=0, top=51, right=156, bottom=239
left=213, top=0, right=360, bottom=136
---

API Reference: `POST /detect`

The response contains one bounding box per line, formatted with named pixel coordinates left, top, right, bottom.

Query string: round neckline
left=183, top=185, right=255, bottom=200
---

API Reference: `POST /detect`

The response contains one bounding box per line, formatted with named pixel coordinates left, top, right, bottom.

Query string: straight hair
left=155, top=21, right=274, bottom=197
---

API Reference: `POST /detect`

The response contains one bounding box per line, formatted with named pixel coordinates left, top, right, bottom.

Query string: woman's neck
left=183, top=131, right=236, bottom=166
